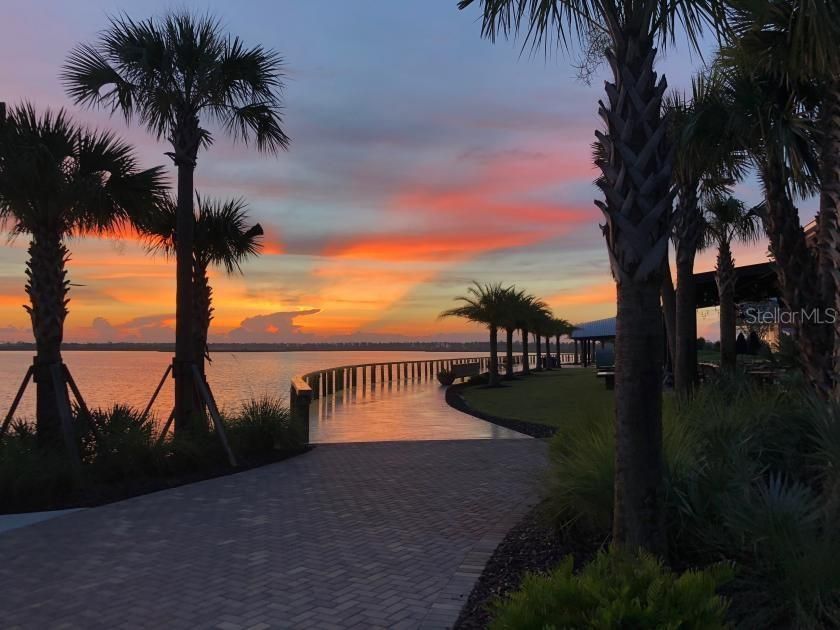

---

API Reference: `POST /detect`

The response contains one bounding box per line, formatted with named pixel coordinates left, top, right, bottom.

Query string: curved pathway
left=0, top=439, right=546, bottom=629
left=310, top=379, right=527, bottom=443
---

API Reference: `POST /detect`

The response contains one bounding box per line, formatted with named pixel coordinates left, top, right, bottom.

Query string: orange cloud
left=546, top=282, right=617, bottom=307
left=326, top=230, right=547, bottom=262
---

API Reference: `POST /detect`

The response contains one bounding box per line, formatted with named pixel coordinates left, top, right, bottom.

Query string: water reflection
left=309, top=377, right=527, bottom=443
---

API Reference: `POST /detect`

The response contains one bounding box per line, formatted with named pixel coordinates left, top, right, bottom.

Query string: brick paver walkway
left=0, top=439, right=547, bottom=629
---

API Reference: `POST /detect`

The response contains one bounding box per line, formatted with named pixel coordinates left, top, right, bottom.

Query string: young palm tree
left=0, top=104, right=165, bottom=446
left=666, top=73, right=747, bottom=394
left=701, top=197, right=762, bottom=371
left=62, top=11, right=290, bottom=433
left=139, top=196, right=263, bottom=379
left=458, top=0, right=727, bottom=551
left=440, top=282, right=511, bottom=386
left=727, top=0, right=840, bottom=399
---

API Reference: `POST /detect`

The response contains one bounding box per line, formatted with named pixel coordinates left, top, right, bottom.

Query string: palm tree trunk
left=716, top=241, right=737, bottom=371
left=763, top=164, right=833, bottom=397
left=174, top=155, right=197, bottom=434
left=520, top=327, right=530, bottom=375
left=674, top=191, right=700, bottom=394
left=505, top=327, right=515, bottom=379
left=555, top=334, right=562, bottom=367
left=193, top=263, right=212, bottom=379
left=534, top=333, right=542, bottom=372
left=818, top=80, right=840, bottom=401
left=544, top=335, right=551, bottom=369
left=661, top=257, right=676, bottom=377
left=595, top=29, right=671, bottom=554
left=488, top=325, right=499, bottom=386
left=613, top=279, right=666, bottom=554
left=25, top=229, right=71, bottom=447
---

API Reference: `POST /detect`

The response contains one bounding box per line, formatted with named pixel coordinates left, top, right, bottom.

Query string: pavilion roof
left=571, top=317, right=616, bottom=340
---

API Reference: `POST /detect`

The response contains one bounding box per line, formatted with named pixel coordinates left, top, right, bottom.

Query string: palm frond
left=63, top=10, right=290, bottom=155
left=136, top=194, right=263, bottom=274
left=457, top=0, right=727, bottom=54
left=0, top=102, right=166, bottom=237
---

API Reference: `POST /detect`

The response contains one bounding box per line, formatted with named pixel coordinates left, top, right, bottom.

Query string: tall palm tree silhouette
left=0, top=104, right=165, bottom=449
left=63, top=11, right=289, bottom=433
left=459, top=0, right=727, bottom=551
left=140, top=196, right=264, bottom=380
left=700, top=196, right=761, bottom=371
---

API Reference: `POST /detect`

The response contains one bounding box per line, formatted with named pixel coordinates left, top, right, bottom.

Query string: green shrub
left=490, top=546, right=732, bottom=630
left=437, top=369, right=455, bottom=386
left=0, top=421, right=77, bottom=511
left=225, top=396, right=303, bottom=458
left=546, top=374, right=840, bottom=627
left=0, top=397, right=302, bottom=513
left=545, top=395, right=697, bottom=532
left=80, top=404, right=161, bottom=483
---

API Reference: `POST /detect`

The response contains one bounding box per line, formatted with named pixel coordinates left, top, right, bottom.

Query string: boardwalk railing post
left=290, top=376, right=312, bottom=445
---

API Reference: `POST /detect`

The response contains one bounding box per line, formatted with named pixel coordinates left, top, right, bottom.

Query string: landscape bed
left=0, top=397, right=308, bottom=514
left=449, top=367, right=840, bottom=628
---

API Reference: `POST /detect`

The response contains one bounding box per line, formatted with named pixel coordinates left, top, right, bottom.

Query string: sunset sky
left=0, top=0, right=798, bottom=344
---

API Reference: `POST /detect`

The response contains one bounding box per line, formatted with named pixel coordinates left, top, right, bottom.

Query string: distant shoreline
left=0, top=342, right=511, bottom=353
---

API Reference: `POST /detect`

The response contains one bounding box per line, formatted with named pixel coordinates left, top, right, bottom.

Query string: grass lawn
left=461, top=368, right=613, bottom=428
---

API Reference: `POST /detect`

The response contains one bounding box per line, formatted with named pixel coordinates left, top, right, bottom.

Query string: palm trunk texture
left=763, top=164, right=834, bottom=398
left=594, top=32, right=672, bottom=553
left=488, top=325, right=499, bottom=386
left=505, top=328, right=515, bottom=379
left=26, top=229, right=72, bottom=447
left=173, top=118, right=198, bottom=434
left=520, top=328, right=530, bottom=375
left=818, top=81, right=840, bottom=401
left=716, top=241, right=737, bottom=371
left=661, top=257, right=676, bottom=374
left=674, top=189, right=700, bottom=394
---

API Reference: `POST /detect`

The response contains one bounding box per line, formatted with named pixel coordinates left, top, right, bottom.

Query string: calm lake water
left=0, top=350, right=486, bottom=424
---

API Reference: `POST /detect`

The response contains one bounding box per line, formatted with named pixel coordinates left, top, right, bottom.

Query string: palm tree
left=499, top=286, right=528, bottom=379
left=714, top=53, right=830, bottom=395
left=0, top=104, right=165, bottom=446
left=139, top=196, right=263, bottom=379
left=440, top=282, right=511, bottom=386
left=726, top=0, right=840, bottom=399
left=701, top=196, right=762, bottom=370
left=459, top=0, right=727, bottom=551
left=666, top=72, right=747, bottom=394
left=553, top=317, right=574, bottom=366
left=661, top=255, right=677, bottom=375
left=517, top=293, right=545, bottom=376
left=529, top=302, right=553, bottom=372
left=62, top=11, right=290, bottom=433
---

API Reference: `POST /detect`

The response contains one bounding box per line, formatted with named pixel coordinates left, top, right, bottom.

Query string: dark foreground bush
left=0, top=396, right=305, bottom=513
left=544, top=374, right=840, bottom=628
left=225, top=396, right=303, bottom=458
left=491, top=546, right=732, bottom=629
left=0, top=422, right=77, bottom=512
